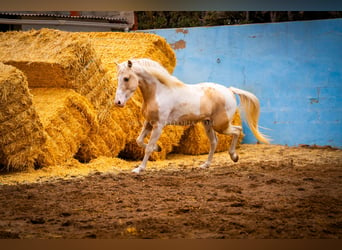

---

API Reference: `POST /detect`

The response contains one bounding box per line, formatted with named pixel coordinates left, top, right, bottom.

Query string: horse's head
left=114, top=60, right=139, bottom=107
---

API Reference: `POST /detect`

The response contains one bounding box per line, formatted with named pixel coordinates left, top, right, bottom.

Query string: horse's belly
left=167, top=104, right=209, bottom=126
left=167, top=113, right=208, bottom=126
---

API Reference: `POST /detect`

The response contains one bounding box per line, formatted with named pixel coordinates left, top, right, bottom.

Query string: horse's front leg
left=136, top=121, right=162, bottom=152
left=136, top=121, right=152, bottom=148
left=132, top=122, right=164, bottom=174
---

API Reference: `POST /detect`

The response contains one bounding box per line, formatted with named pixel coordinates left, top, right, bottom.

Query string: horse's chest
left=142, top=101, right=159, bottom=121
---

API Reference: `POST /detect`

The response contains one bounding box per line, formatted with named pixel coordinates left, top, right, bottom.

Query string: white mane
left=119, top=58, right=185, bottom=88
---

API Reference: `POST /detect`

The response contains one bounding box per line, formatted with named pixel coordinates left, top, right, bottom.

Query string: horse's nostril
left=115, top=100, right=123, bottom=107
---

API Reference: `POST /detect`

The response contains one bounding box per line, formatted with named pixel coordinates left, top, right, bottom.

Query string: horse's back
left=193, top=82, right=237, bottom=119
left=194, top=82, right=236, bottom=103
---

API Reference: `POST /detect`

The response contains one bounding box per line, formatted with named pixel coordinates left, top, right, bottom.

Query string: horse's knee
left=145, top=143, right=162, bottom=153
left=145, top=144, right=156, bottom=154
left=210, top=139, right=218, bottom=150
left=136, top=138, right=144, bottom=148
left=212, top=134, right=218, bottom=145
left=223, top=125, right=241, bottom=136
left=232, top=125, right=242, bottom=135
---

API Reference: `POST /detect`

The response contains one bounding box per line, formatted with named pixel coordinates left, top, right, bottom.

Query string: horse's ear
left=128, top=60, right=133, bottom=68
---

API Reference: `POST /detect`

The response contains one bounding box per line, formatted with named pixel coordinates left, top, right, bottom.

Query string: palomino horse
left=115, top=58, right=270, bottom=173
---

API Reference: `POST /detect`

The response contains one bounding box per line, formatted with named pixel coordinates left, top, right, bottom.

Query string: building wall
left=145, top=18, right=342, bottom=147
left=21, top=11, right=134, bottom=32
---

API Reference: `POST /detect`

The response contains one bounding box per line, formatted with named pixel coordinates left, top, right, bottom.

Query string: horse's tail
left=229, top=87, right=270, bottom=144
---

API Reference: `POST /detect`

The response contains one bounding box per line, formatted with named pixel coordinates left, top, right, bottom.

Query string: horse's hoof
left=200, top=162, right=210, bottom=169
left=230, top=153, right=239, bottom=162
left=132, top=167, right=142, bottom=174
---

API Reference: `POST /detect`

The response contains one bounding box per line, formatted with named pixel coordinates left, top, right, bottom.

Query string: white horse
left=115, top=58, right=270, bottom=173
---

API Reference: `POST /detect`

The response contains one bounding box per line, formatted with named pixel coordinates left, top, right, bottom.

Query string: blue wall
left=145, top=19, right=342, bottom=147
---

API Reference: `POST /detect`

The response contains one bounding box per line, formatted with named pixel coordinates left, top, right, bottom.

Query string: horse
left=115, top=58, right=270, bottom=174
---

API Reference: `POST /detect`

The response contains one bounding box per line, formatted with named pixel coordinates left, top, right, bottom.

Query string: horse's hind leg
left=224, top=124, right=242, bottom=162
left=200, top=120, right=218, bottom=169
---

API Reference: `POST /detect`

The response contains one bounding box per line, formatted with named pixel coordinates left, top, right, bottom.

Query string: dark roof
left=0, top=12, right=128, bottom=24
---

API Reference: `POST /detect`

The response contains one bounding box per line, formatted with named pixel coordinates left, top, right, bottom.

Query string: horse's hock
left=0, top=29, right=243, bottom=171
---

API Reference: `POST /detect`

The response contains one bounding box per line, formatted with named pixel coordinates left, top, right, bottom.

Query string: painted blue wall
left=145, top=19, right=342, bottom=147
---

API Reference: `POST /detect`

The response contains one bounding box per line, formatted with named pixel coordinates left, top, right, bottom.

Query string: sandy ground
left=0, top=144, right=341, bottom=239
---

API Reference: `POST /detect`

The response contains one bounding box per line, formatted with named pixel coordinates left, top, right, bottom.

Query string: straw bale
left=0, top=29, right=93, bottom=88
left=80, top=32, right=176, bottom=74
left=75, top=109, right=127, bottom=163
left=74, top=94, right=144, bottom=162
left=30, top=88, right=98, bottom=166
left=0, top=29, right=127, bottom=162
left=0, top=63, right=46, bottom=171
left=0, top=29, right=115, bottom=116
left=174, top=111, right=244, bottom=155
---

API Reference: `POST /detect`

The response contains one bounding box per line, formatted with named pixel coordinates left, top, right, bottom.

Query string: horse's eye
left=123, top=77, right=129, bottom=82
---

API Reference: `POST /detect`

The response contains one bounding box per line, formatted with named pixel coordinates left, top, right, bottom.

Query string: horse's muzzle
left=114, top=100, right=124, bottom=107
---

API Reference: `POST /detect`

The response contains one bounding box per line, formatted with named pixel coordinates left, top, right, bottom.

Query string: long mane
left=122, top=58, right=185, bottom=88
left=144, top=66, right=185, bottom=88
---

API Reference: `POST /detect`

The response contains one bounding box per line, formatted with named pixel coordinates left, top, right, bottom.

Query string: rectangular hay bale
left=31, top=88, right=98, bottom=167
left=0, top=62, right=99, bottom=172
left=0, top=63, right=46, bottom=171
left=0, top=29, right=115, bottom=116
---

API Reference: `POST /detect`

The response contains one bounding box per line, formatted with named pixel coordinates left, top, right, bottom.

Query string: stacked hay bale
left=0, top=29, right=120, bottom=169
left=0, top=62, right=99, bottom=171
left=30, top=88, right=98, bottom=166
left=0, top=29, right=115, bottom=118
left=0, top=63, right=46, bottom=171
left=82, top=32, right=176, bottom=74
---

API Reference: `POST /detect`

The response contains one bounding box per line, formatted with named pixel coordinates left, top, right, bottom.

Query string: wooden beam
left=0, top=18, right=129, bottom=31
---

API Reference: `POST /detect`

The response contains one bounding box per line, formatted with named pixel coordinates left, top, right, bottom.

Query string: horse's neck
left=138, top=78, right=158, bottom=104
left=150, top=69, right=185, bottom=88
